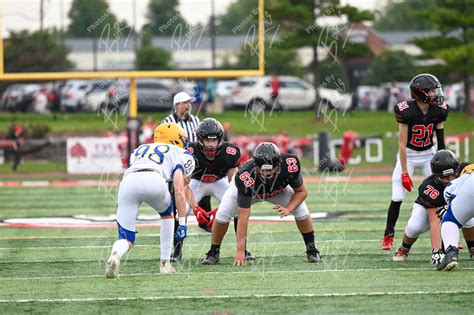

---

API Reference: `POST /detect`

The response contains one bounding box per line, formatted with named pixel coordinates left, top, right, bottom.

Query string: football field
left=0, top=178, right=473, bottom=314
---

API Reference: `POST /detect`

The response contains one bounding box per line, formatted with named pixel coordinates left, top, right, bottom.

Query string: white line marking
left=1, top=289, right=473, bottom=303
left=2, top=267, right=474, bottom=281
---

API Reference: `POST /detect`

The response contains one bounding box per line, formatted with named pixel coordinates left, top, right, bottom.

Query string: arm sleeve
left=237, top=190, right=253, bottom=208
left=436, top=128, right=445, bottom=150
left=289, top=173, right=304, bottom=188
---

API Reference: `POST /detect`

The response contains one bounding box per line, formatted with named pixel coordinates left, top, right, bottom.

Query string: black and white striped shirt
left=161, top=113, right=200, bottom=143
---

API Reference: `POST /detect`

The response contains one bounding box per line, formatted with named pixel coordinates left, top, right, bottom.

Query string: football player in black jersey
left=201, top=142, right=321, bottom=266
left=171, top=118, right=254, bottom=261
left=392, top=150, right=459, bottom=264
left=382, top=74, right=449, bottom=250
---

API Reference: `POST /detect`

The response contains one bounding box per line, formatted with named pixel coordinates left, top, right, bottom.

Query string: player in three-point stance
left=201, top=142, right=321, bottom=266
left=382, top=74, right=449, bottom=250
left=105, top=122, right=195, bottom=277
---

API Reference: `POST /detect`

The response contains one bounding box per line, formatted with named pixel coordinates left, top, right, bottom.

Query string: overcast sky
left=2, top=0, right=381, bottom=35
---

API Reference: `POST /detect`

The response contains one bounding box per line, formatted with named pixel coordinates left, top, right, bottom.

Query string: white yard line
left=1, top=289, right=473, bottom=303
left=2, top=267, right=474, bottom=281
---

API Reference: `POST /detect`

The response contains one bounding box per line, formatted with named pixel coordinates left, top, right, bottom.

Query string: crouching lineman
left=392, top=150, right=461, bottom=264
left=105, top=123, right=195, bottom=277
left=437, top=163, right=474, bottom=271
left=201, top=142, right=321, bottom=266
left=172, top=118, right=254, bottom=261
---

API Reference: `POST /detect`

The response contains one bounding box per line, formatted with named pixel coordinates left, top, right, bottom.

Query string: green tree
left=67, top=0, right=120, bottom=37
left=216, top=0, right=270, bottom=35
left=373, top=0, right=436, bottom=31
left=364, top=50, right=417, bottom=85
left=144, top=0, right=189, bottom=36
left=136, top=30, right=172, bottom=70
left=5, top=29, right=73, bottom=72
left=412, top=0, right=474, bottom=116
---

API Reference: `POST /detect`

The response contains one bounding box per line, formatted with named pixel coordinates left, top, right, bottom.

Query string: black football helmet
left=196, top=118, right=224, bottom=156
left=410, top=73, right=444, bottom=106
left=431, top=149, right=459, bottom=181
left=253, top=142, right=281, bottom=179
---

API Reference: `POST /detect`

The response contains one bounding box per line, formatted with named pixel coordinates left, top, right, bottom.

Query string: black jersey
left=394, top=100, right=449, bottom=151
left=235, top=154, right=303, bottom=207
left=188, top=142, right=240, bottom=183
left=415, top=175, right=448, bottom=209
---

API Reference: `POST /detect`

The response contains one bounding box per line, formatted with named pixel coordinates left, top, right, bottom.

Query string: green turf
left=0, top=180, right=472, bottom=314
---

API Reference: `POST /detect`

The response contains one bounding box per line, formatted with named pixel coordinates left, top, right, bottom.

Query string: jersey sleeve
left=234, top=170, right=254, bottom=197
left=225, top=144, right=241, bottom=168
left=179, top=152, right=195, bottom=178
left=283, top=155, right=302, bottom=188
left=394, top=101, right=409, bottom=124
left=237, top=190, right=253, bottom=208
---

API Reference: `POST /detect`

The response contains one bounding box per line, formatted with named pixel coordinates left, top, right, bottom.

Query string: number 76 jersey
left=394, top=100, right=449, bottom=151
left=124, top=142, right=195, bottom=181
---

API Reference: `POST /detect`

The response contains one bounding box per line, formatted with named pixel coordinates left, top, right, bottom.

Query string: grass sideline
left=0, top=181, right=473, bottom=313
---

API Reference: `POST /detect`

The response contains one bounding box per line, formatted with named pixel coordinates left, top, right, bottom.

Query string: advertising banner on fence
left=67, top=137, right=127, bottom=174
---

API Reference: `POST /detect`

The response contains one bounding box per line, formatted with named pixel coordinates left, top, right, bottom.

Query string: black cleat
left=245, top=250, right=256, bottom=261
left=201, top=251, right=220, bottom=265
left=307, top=250, right=322, bottom=263
left=170, top=251, right=182, bottom=262
left=437, top=245, right=459, bottom=271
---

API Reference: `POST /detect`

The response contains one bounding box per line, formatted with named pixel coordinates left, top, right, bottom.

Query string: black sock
left=384, top=201, right=402, bottom=236
left=173, top=219, right=180, bottom=247
left=233, top=217, right=238, bottom=234
left=401, top=241, right=413, bottom=250
left=210, top=244, right=220, bottom=255
left=302, top=231, right=317, bottom=252
left=466, top=240, right=474, bottom=249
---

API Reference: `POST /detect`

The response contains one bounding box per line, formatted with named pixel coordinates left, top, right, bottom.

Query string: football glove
left=431, top=248, right=445, bottom=266
left=401, top=172, right=413, bottom=192
left=436, top=205, right=448, bottom=219
left=207, top=208, right=218, bottom=230
left=193, top=205, right=210, bottom=225
left=176, top=225, right=187, bottom=241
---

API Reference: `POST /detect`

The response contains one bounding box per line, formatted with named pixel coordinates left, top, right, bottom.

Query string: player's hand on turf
left=273, top=204, right=292, bottom=218
left=436, top=205, right=448, bottom=219
left=176, top=225, right=187, bottom=241
left=233, top=250, right=246, bottom=267
left=401, top=172, right=413, bottom=192
left=193, top=205, right=210, bottom=225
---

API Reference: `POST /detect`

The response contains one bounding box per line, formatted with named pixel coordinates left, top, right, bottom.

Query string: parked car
left=60, top=80, right=89, bottom=112
left=1, top=84, right=42, bottom=112
left=226, top=76, right=351, bottom=111
left=103, top=79, right=182, bottom=112
left=443, top=82, right=465, bottom=111
left=216, top=80, right=238, bottom=105
left=83, top=79, right=127, bottom=112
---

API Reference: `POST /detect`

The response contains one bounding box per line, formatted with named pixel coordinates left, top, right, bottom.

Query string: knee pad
left=159, top=202, right=174, bottom=216
left=442, top=205, right=462, bottom=228
left=118, top=222, right=136, bottom=244
left=295, top=214, right=309, bottom=221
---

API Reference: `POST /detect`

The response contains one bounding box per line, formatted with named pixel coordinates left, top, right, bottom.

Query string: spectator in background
left=140, top=117, right=157, bottom=144
left=193, top=80, right=205, bottom=114
left=271, top=74, right=280, bottom=108
left=389, top=81, right=401, bottom=108
left=206, top=78, right=216, bottom=113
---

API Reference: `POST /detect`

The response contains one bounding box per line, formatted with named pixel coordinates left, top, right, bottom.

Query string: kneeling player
left=201, top=142, right=321, bottom=266
left=437, top=163, right=474, bottom=271
left=105, top=123, right=195, bottom=277
left=392, top=150, right=461, bottom=264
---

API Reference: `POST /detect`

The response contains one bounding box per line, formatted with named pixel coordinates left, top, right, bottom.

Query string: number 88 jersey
left=125, top=142, right=195, bottom=181
left=394, top=100, right=449, bottom=151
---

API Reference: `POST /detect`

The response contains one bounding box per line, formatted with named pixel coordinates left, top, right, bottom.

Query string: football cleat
left=245, top=250, right=256, bottom=261
left=381, top=235, right=394, bottom=250
left=159, top=260, right=176, bottom=274
left=306, top=250, right=322, bottom=263
left=170, top=251, right=182, bottom=263
left=437, top=245, right=459, bottom=271
left=392, top=246, right=410, bottom=262
left=105, top=253, right=120, bottom=278
left=201, top=251, right=220, bottom=265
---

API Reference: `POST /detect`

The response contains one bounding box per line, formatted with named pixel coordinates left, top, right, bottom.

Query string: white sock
left=441, top=222, right=460, bottom=251
left=111, top=239, right=130, bottom=258
left=160, top=218, right=174, bottom=260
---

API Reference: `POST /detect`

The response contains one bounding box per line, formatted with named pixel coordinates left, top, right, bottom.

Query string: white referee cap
left=173, top=92, right=195, bottom=106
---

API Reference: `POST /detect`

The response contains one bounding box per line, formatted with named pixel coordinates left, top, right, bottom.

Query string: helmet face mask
left=154, top=123, right=188, bottom=149
left=410, top=74, right=444, bottom=107
left=253, top=142, right=281, bottom=180
left=196, top=118, right=224, bottom=157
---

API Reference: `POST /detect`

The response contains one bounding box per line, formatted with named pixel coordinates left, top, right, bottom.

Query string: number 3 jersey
left=394, top=100, right=449, bottom=151
left=188, top=142, right=240, bottom=183
left=125, top=142, right=195, bottom=181
left=415, top=175, right=448, bottom=209
left=235, top=154, right=303, bottom=201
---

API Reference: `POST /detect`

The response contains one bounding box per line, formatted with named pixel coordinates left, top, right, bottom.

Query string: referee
left=161, top=91, right=200, bottom=142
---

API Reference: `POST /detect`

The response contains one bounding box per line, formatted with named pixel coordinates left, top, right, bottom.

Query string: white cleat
left=105, top=253, right=120, bottom=278
left=160, top=260, right=176, bottom=274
